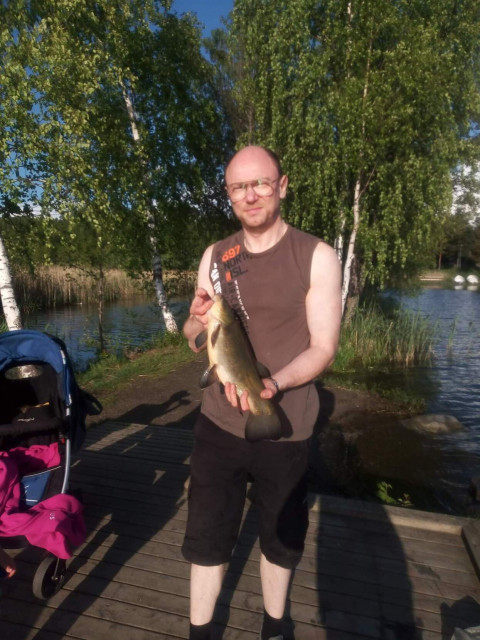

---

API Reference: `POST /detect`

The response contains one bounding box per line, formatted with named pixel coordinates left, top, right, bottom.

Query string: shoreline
left=89, top=352, right=412, bottom=430
left=86, top=353, right=476, bottom=517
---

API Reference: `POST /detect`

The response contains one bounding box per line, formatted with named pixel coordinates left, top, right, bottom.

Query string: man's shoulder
left=287, top=225, right=322, bottom=249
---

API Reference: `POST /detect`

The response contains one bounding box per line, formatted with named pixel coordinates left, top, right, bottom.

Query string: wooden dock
left=3, top=419, right=480, bottom=640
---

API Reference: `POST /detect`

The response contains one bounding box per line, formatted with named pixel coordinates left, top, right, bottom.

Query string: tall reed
left=12, top=266, right=196, bottom=310
left=334, top=302, right=435, bottom=371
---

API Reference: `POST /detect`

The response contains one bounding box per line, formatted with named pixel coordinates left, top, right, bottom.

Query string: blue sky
left=171, top=0, right=234, bottom=35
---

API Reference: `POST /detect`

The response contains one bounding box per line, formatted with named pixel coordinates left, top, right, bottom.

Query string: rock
left=399, top=414, right=464, bottom=435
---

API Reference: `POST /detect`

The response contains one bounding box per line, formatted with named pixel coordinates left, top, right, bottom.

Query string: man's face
left=225, top=147, right=288, bottom=232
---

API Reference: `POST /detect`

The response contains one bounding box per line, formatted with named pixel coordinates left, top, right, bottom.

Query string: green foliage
left=333, top=299, right=435, bottom=371
left=225, top=0, right=480, bottom=293
left=376, top=481, right=412, bottom=508
left=438, top=214, right=480, bottom=269
left=0, top=0, right=235, bottom=275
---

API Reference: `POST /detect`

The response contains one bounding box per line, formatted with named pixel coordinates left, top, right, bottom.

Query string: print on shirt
left=211, top=241, right=250, bottom=333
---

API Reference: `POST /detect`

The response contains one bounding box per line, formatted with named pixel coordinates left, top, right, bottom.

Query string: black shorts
left=182, top=414, right=310, bottom=569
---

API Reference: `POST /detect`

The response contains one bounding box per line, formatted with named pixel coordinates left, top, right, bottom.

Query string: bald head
left=225, top=146, right=283, bottom=184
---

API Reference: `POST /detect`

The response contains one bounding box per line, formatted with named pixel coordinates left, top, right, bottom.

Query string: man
left=182, top=145, right=342, bottom=640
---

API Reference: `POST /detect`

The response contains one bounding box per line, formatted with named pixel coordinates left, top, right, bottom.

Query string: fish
left=197, top=294, right=282, bottom=442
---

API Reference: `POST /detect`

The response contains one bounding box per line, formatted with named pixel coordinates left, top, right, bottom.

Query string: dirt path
left=89, top=352, right=404, bottom=431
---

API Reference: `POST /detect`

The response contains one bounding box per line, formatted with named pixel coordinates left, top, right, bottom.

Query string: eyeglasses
left=226, top=177, right=280, bottom=203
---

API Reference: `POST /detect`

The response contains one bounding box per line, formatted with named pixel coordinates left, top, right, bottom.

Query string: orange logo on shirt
left=222, top=244, right=241, bottom=262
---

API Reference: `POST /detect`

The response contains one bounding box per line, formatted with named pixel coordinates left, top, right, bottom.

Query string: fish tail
left=245, top=412, right=282, bottom=442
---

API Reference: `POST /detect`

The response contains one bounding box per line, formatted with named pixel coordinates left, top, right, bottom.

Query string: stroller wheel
left=32, top=555, right=67, bottom=600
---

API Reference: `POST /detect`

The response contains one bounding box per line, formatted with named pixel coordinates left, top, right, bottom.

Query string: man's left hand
left=224, top=378, right=278, bottom=412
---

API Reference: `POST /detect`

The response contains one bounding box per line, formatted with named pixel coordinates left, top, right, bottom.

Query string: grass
left=78, top=331, right=196, bottom=402
left=323, top=299, right=435, bottom=412
left=333, top=301, right=434, bottom=371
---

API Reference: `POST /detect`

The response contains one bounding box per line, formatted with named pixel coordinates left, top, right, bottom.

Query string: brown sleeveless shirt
left=201, top=224, right=320, bottom=441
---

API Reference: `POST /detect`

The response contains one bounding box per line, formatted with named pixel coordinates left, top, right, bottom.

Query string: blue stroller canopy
left=0, top=330, right=71, bottom=405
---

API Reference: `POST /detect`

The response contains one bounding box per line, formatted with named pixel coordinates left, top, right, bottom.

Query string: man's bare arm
left=270, top=241, right=342, bottom=390
left=183, top=245, right=215, bottom=352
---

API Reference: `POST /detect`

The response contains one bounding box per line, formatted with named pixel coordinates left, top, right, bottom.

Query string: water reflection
left=399, top=288, right=480, bottom=453
left=24, top=296, right=190, bottom=372
left=322, top=286, right=480, bottom=512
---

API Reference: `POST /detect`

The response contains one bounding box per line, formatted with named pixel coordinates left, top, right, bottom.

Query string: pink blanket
left=0, top=444, right=86, bottom=559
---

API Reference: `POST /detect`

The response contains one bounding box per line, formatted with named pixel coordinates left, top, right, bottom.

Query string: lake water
left=24, top=296, right=191, bottom=372
left=399, top=286, right=480, bottom=454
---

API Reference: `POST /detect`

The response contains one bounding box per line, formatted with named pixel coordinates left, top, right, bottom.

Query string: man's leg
left=190, top=563, right=225, bottom=625
left=252, top=438, right=311, bottom=639
left=260, top=553, right=291, bottom=617
left=183, top=416, right=248, bottom=639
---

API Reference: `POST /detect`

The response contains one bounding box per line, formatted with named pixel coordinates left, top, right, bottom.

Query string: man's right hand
left=183, top=288, right=213, bottom=352
left=189, top=288, right=213, bottom=326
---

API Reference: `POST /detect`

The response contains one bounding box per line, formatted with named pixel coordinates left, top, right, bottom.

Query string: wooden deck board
left=2, top=421, right=480, bottom=640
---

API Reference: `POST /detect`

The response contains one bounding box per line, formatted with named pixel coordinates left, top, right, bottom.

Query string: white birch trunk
left=334, top=213, right=346, bottom=262
left=147, top=210, right=178, bottom=333
left=122, top=86, right=178, bottom=333
left=0, top=234, right=22, bottom=330
left=341, top=16, right=372, bottom=316
left=341, top=178, right=361, bottom=315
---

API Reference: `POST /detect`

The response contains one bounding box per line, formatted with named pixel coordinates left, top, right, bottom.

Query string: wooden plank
left=70, top=522, right=480, bottom=605
left=4, top=418, right=479, bottom=640
left=75, top=488, right=478, bottom=589
left=72, top=456, right=467, bottom=553
left=84, top=425, right=193, bottom=451
left=76, top=499, right=480, bottom=602
left=309, top=494, right=468, bottom=534
left=79, top=492, right=473, bottom=573
left=463, top=520, right=480, bottom=579
left=10, top=544, right=474, bottom=640
left=1, top=621, right=64, bottom=640
left=78, top=505, right=475, bottom=592
left=8, top=561, right=379, bottom=640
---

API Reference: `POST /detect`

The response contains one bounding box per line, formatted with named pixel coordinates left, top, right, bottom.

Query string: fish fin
left=255, top=361, right=271, bottom=378
left=194, top=331, right=207, bottom=350
left=199, top=364, right=218, bottom=389
left=245, top=412, right=282, bottom=442
left=210, top=322, right=221, bottom=348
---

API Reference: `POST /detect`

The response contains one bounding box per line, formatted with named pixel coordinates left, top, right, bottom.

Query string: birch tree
left=0, top=198, right=41, bottom=329
left=1, top=0, right=231, bottom=333
left=0, top=236, right=22, bottom=330
left=228, top=0, right=480, bottom=313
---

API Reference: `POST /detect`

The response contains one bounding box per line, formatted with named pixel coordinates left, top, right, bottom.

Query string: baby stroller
left=0, top=329, right=101, bottom=599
